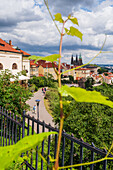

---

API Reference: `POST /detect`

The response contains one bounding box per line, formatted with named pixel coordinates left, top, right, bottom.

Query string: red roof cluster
left=30, top=60, right=58, bottom=68
left=75, top=68, right=90, bottom=71
left=76, top=77, right=83, bottom=80
left=39, top=74, right=44, bottom=77
left=102, top=73, right=113, bottom=80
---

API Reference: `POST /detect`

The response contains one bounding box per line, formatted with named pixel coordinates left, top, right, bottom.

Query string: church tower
left=78, top=53, right=83, bottom=65
left=75, top=54, right=78, bottom=65
left=71, top=54, right=74, bottom=64
left=71, top=53, right=83, bottom=66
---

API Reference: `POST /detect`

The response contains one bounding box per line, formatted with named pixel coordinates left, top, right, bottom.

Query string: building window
left=0, top=43, right=5, bottom=47
left=12, top=63, right=17, bottom=69
left=0, top=63, right=3, bottom=70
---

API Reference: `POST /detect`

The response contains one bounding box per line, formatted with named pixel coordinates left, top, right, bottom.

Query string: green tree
left=85, top=77, right=95, bottom=89
left=29, top=73, right=57, bottom=88
left=69, top=75, right=74, bottom=83
left=0, top=70, right=32, bottom=115
left=98, top=67, right=108, bottom=74
left=28, top=76, right=46, bottom=87
left=104, top=72, right=109, bottom=76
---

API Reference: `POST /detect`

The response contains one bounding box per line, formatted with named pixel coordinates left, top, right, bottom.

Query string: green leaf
left=64, top=28, right=70, bottom=35
left=64, top=26, right=83, bottom=41
left=54, top=13, right=64, bottom=23
left=58, top=85, right=113, bottom=108
left=70, top=26, right=83, bottom=40
left=0, top=132, right=57, bottom=170
left=29, top=54, right=60, bottom=62
left=68, top=16, right=78, bottom=25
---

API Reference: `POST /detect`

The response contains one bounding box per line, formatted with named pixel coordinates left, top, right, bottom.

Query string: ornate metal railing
left=0, top=106, right=113, bottom=169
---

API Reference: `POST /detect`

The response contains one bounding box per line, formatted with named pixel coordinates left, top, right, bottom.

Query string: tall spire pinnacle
left=79, top=53, right=82, bottom=59
left=76, top=54, right=78, bottom=62
left=79, top=53, right=83, bottom=65
left=71, top=54, right=74, bottom=64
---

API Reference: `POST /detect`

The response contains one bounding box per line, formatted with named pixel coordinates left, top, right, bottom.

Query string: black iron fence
left=0, top=106, right=113, bottom=169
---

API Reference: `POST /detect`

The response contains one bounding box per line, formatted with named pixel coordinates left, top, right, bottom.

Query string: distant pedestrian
left=43, top=89, right=45, bottom=95
left=31, top=89, right=34, bottom=93
left=42, top=88, right=44, bottom=92
left=33, top=105, right=36, bottom=114
left=44, top=87, right=46, bottom=92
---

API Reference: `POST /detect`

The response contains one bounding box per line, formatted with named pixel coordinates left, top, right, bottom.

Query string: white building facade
left=0, top=38, right=30, bottom=78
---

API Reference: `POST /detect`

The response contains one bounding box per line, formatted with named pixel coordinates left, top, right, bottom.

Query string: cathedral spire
left=79, top=53, right=82, bottom=59
left=79, top=53, right=83, bottom=65
left=71, top=54, right=74, bottom=64
left=76, top=54, right=78, bottom=63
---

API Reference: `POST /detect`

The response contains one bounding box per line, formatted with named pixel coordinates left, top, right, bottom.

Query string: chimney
left=9, top=40, right=12, bottom=46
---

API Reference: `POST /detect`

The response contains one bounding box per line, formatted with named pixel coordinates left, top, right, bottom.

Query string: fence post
left=103, top=149, right=107, bottom=170
left=22, top=110, right=25, bottom=138
left=35, top=99, right=40, bottom=119
left=79, top=138, right=84, bottom=170
left=90, top=142, right=95, bottom=170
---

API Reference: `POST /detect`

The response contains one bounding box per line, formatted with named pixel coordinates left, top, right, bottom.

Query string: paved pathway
left=26, top=88, right=54, bottom=131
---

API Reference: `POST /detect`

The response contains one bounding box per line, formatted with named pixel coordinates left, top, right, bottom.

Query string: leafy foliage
left=85, top=77, right=95, bottom=89
left=93, top=83, right=113, bottom=102
left=68, top=16, right=78, bottom=25
left=29, top=54, right=60, bottom=62
left=28, top=74, right=57, bottom=89
left=98, top=67, right=108, bottom=74
left=64, top=27, right=83, bottom=41
left=0, top=132, right=57, bottom=170
left=54, top=13, right=64, bottom=23
left=45, top=88, right=59, bottom=112
left=58, top=85, right=113, bottom=108
left=68, top=75, right=74, bottom=83
left=0, top=70, right=32, bottom=114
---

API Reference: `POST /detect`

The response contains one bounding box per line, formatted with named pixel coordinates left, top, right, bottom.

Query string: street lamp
left=35, top=99, right=40, bottom=119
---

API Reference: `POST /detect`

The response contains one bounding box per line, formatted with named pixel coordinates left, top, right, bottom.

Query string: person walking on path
left=42, top=88, right=44, bottom=93
left=33, top=105, right=36, bottom=114
left=26, top=88, right=54, bottom=131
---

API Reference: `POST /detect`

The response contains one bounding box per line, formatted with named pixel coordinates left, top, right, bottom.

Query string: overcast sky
left=0, top=0, right=113, bottom=64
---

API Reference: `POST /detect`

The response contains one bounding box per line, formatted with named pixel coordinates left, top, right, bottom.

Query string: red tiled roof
left=105, top=76, right=111, bottom=80
left=30, top=60, right=58, bottom=68
left=76, top=68, right=90, bottom=71
left=19, top=49, right=30, bottom=56
left=76, top=77, right=83, bottom=80
left=30, top=60, right=58, bottom=69
left=30, top=60, right=38, bottom=67
left=0, top=38, right=21, bottom=53
left=39, top=74, right=44, bottom=77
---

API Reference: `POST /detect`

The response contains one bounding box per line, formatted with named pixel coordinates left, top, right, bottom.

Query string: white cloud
left=0, top=0, right=113, bottom=64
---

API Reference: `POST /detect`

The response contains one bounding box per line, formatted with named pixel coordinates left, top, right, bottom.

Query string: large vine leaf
left=68, top=16, right=78, bottom=25
left=58, top=85, right=113, bottom=108
left=54, top=13, right=64, bottom=23
left=0, top=132, right=57, bottom=170
left=29, top=54, right=60, bottom=62
left=64, top=26, right=83, bottom=41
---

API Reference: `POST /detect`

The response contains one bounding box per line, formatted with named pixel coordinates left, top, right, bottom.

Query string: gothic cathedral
left=71, top=54, right=83, bottom=66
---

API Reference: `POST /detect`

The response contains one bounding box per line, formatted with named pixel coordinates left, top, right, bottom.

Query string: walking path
left=26, top=88, right=54, bottom=131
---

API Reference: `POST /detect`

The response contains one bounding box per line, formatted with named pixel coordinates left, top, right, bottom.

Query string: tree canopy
left=0, top=70, right=32, bottom=115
